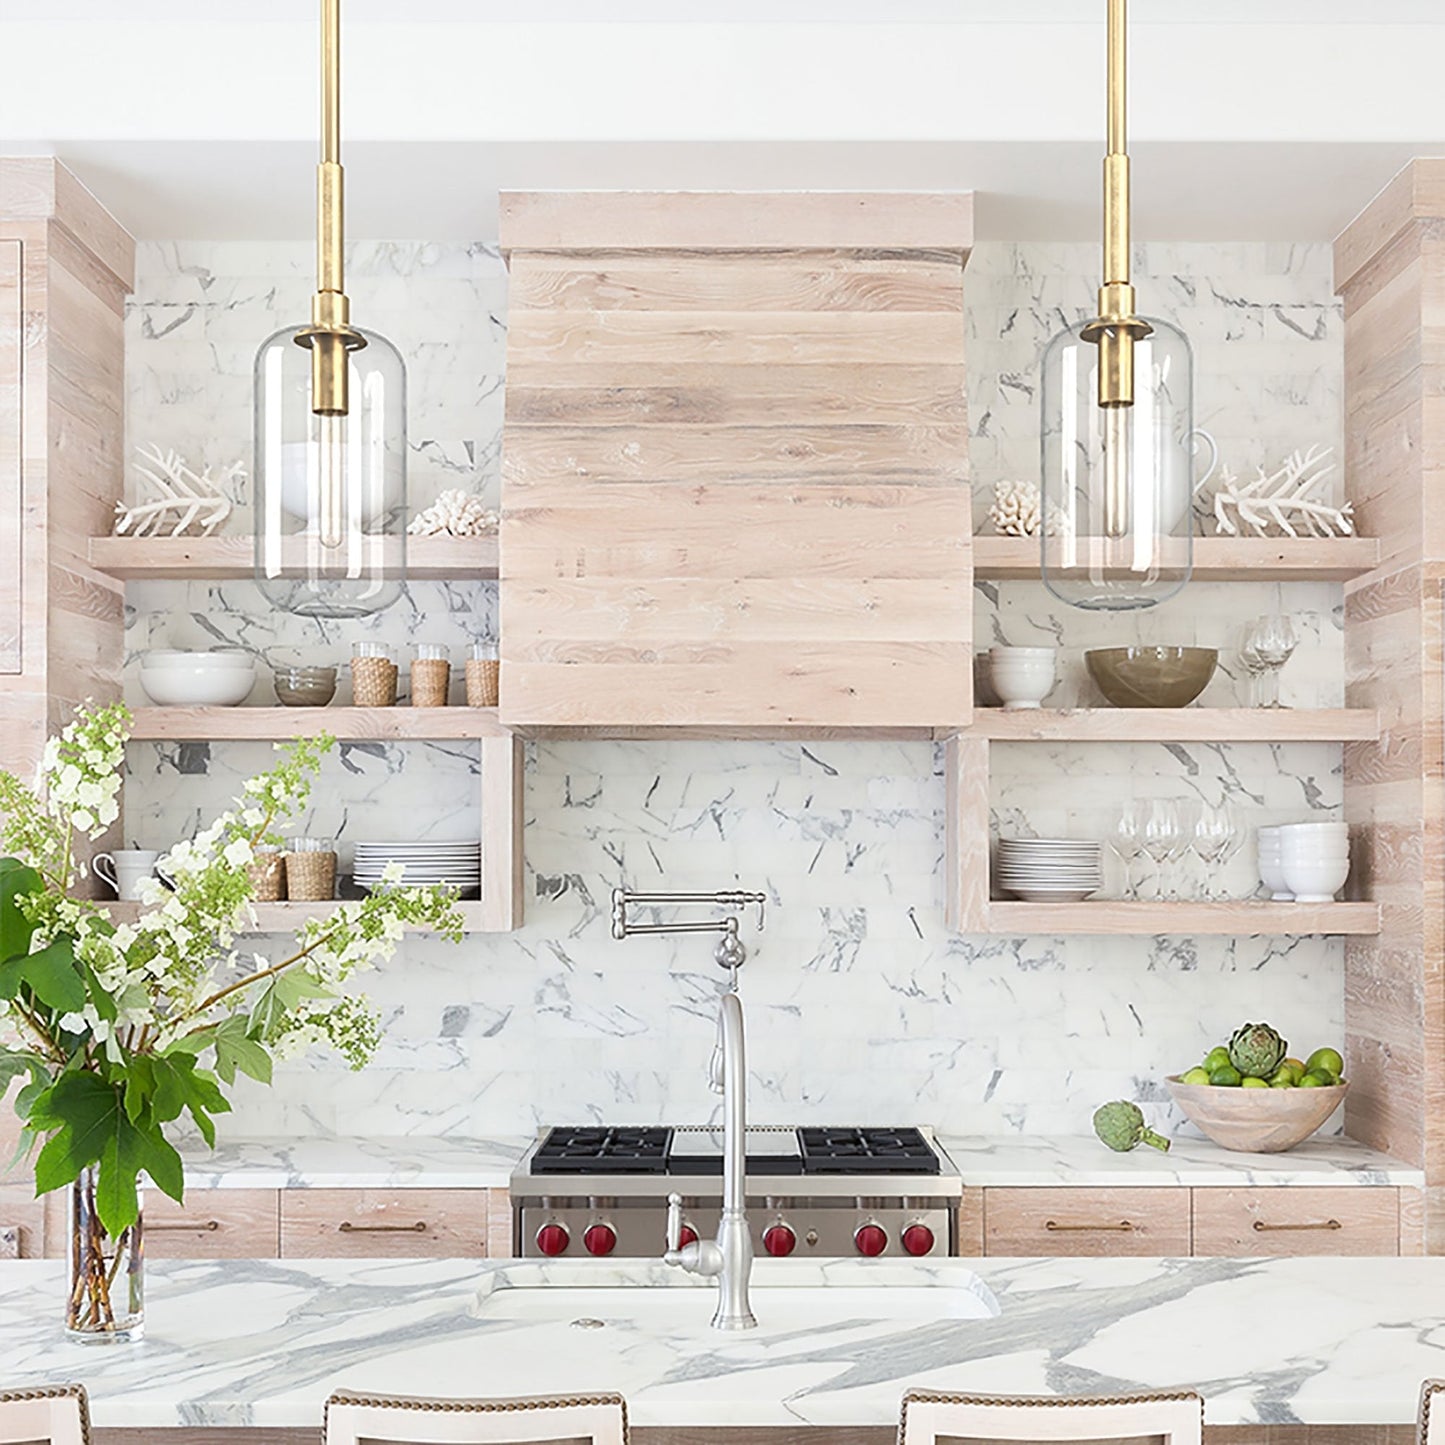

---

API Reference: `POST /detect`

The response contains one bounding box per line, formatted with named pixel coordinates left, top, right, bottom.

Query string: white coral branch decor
left=114, top=444, right=238, bottom=538
left=1212, top=444, right=1354, bottom=539
left=407, top=489, right=499, bottom=538
left=988, top=479, right=1044, bottom=537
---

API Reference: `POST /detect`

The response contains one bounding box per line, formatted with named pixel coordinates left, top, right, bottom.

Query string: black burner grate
left=798, top=1126, right=940, bottom=1175
left=530, top=1125, right=672, bottom=1175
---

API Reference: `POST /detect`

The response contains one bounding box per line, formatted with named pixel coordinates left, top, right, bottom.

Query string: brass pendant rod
left=1103, top=0, right=1129, bottom=291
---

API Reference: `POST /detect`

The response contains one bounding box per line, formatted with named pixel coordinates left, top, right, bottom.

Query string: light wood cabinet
left=1192, top=1186, right=1399, bottom=1257
left=279, top=1189, right=491, bottom=1258
left=0, top=238, right=21, bottom=674
left=143, top=1190, right=281, bottom=1259
left=983, top=1187, right=1192, bottom=1257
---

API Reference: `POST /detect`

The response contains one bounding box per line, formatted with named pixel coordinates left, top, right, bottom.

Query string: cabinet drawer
left=145, top=1190, right=280, bottom=1259
left=1192, top=1187, right=1399, bottom=1257
left=985, top=1187, right=1191, bottom=1256
left=280, top=1189, right=489, bottom=1258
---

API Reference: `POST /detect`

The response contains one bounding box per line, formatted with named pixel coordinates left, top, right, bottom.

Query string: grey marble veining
left=1, top=1256, right=1438, bottom=1428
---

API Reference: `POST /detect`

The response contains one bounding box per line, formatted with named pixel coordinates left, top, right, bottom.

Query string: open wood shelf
left=972, top=535, right=1380, bottom=582
left=126, top=706, right=507, bottom=741
left=984, top=900, right=1382, bottom=936
left=88, top=534, right=499, bottom=581
left=971, top=708, right=1380, bottom=743
left=100, top=899, right=506, bottom=935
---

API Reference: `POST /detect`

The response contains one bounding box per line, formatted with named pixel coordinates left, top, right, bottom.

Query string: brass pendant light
left=254, top=0, right=407, bottom=617
left=1039, top=0, right=1194, bottom=611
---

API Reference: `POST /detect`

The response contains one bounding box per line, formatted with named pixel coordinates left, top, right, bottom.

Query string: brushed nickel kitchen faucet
left=610, top=887, right=767, bottom=1330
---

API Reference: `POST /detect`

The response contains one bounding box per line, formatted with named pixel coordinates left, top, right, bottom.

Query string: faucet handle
left=666, top=1191, right=683, bottom=1253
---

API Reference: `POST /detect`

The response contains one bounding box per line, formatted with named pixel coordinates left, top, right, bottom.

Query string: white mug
left=93, top=850, right=160, bottom=901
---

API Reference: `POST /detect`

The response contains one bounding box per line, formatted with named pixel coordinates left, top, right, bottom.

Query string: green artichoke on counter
left=1092, top=1100, right=1171, bottom=1154
left=1228, top=1021, right=1289, bottom=1079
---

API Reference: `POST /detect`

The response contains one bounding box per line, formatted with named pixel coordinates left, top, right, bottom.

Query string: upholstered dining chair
left=898, top=1388, right=1204, bottom=1445
left=0, top=1384, right=92, bottom=1445
left=324, top=1390, right=628, bottom=1445
left=1421, top=1379, right=1444, bottom=1445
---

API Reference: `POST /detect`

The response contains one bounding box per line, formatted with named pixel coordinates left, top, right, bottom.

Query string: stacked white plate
left=351, top=841, right=482, bottom=898
left=996, top=838, right=1103, bottom=902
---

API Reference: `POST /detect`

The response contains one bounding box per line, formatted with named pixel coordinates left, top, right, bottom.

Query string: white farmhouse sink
left=471, top=1260, right=1000, bottom=1328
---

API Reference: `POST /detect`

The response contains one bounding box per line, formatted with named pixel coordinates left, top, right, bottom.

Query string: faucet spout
left=709, top=982, right=756, bottom=1330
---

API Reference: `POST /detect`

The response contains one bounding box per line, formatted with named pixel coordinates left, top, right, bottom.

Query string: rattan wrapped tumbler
left=467, top=641, right=499, bottom=707
left=247, top=847, right=286, bottom=902
left=411, top=643, right=451, bottom=707
left=350, top=641, right=397, bottom=707
left=284, top=838, right=337, bottom=901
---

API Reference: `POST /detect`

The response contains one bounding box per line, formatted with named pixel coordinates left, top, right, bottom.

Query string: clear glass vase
left=66, top=1165, right=143, bottom=1342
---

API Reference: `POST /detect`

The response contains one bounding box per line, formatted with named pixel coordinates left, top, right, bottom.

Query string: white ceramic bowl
left=1279, top=854, right=1350, bottom=903
left=142, top=649, right=253, bottom=670
left=988, top=650, right=1057, bottom=711
left=1256, top=829, right=1293, bottom=900
left=138, top=664, right=256, bottom=707
left=1278, top=821, right=1347, bottom=834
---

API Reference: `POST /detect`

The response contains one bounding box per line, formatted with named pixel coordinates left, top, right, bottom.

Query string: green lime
left=1204, top=1046, right=1232, bottom=1072
left=1180, top=1066, right=1212, bottom=1086
left=1269, top=1076, right=1295, bottom=1088
left=1306, top=1048, right=1344, bottom=1080
left=1241, top=1076, right=1269, bottom=1089
left=1269, top=1062, right=1302, bottom=1087
left=1283, top=1057, right=1306, bottom=1074
left=1299, top=1070, right=1334, bottom=1088
left=1209, top=1064, right=1243, bottom=1087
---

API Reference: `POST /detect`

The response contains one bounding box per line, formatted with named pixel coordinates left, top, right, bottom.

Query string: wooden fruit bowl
left=1165, top=1074, right=1348, bottom=1153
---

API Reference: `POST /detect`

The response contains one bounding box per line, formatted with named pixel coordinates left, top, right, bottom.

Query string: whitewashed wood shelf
left=126, top=706, right=508, bottom=741
left=100, top=899, right=504, bottom=935
left=971, top=708, right=1380, bottom=743
left=88, top=534, right=499, bottom=581
left=972, top=535, right=1381, bottom=582
left=984, top=900, right=1382, bottom=937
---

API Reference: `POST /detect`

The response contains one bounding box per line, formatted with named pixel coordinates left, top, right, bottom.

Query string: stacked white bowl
left=1259, top=822, right=1350, bottom=903
left=138, top=649, right=257, bottom=707
left=987, top=646, right=1057, bottom=710
left=996, top=838, right=1103, bottom=901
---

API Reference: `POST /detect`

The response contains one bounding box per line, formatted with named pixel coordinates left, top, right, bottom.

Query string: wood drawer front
left=280, top=1189, right=489, bottom=1258
left=144, top=1190, right=280, bottom=1259
left=1192, top=1187, right=1399, bottom=1257
left=985, top=1187, right=1191, bottom=1256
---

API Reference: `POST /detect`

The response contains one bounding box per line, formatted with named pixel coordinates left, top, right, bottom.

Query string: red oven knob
left=535, top=1223, right=569, bottom=1256
left=583, top=1223, right=617, bottom=1256
left=901, top=1223, right=935, bottom=1257
left=677, top=1224, right=699, bottom=1248
left=854, top=1223, right=888, bottom=1257
left=762, top=1223, right=797, bottom=1257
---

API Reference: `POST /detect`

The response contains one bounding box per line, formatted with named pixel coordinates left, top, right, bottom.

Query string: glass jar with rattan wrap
left=247, top=846, right=286, bottom=902
left=410, top=643, right=451, bottom=707
left=284, top=837, right=337, bottom=901
left=466, top=640, right=499, bottom=708
left=350, top=641, right=397, bottom=707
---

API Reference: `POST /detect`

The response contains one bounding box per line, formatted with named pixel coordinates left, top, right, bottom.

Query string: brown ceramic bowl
left=1166, top=1075, right=1348, bottom=1153
left=1085, top=646, right=1218, bottom=708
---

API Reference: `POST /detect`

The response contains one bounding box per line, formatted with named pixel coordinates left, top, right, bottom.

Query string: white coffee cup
left=93, top=850, right=160, bottom=901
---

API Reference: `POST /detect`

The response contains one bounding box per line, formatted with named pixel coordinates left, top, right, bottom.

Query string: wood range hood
left=497, top=191, right=975, bottom=738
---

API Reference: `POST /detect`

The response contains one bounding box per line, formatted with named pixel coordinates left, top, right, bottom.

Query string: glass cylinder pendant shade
left=253, top=325, right=407, bottom=617
left=1040, top=315, right=1194, bottom=610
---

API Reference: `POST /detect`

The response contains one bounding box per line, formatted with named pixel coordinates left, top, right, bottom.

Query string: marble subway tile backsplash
left=124, top=239, right=1348, bottom=1141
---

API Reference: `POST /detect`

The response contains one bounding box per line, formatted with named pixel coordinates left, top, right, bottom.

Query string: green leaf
left=248, top=969, right=331, bottom=1040
left=79, top=959, right=117, bottom=1022
left=0, top=1047, right=45, bottom=1100
left=212, top=1016, right=272, bottom=1086
left=135, top=1125, right=184, bottom=1206
left=0, top=858, right=41, bottom=964
left=29, top=1070, right=123, bottom=1197
left=123, top=1056, right=155, bottom=1124
left=1, top=937, right=87, bottom=1015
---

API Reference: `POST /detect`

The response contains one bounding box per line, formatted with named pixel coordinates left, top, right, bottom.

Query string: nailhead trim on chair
left=0, top=1384, right=93, bottom=1445
left=324, top=1389, right=630, bottom=1442
left=898, top=1387, right=1205, bottom=1440
left=1422, top=1379, right=1443, bottom=1445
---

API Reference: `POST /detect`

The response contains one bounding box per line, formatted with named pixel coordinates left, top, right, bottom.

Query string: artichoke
left=1228, top=1021, right=1289, bottom=1079
left=1092, top=1100, right=1171, bottom=1154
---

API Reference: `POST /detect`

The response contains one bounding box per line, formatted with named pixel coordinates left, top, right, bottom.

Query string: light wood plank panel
left=0, top=1182, right=47, bottom=1258
left=1400, top=1185, right=1427, bottom=1254
left=100, top=900, right=503, bottom=935
left=975, top=708, right=1379, bottom=743
left=1345, top=1029, right=1427, bottom=1165
left=984, top=1186, right=1191, bottom=1256
left=506, top=309, right=965, bottom=368
left=125, top=706, right=507, bottom=741
left=1, top=156, right=135, bottom=289
left=956, top=1188, right=984, bottom=1257
left=279, top=1189, right=489, bottom=1259
left=0, top=239, right=20, bottom=674
left=944, top=735, right=990, bottom=933
left=1192, top=1187, right=1399, bottom=1257
left=479, top=732, right=525, bottom=933
left=505, top=579, right=971, bottom=645
left=504, top=363, right=968, bottom=426
left=509, top=252, right=964, bottom=313
left=484, top=1186, right=514, bottom=1258
left=985, top=901, right=1381, bottom=937
left=143, top=1189, right=280, bottom=1259
left=975, top=534, right=1381, bottom=582
left=502, top=422, right=969, bottom=486
left=500, top=190, right=974, bottom=252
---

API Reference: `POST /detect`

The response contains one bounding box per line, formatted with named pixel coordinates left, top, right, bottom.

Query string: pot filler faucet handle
left=666, top=1191, right=684, bottom=1254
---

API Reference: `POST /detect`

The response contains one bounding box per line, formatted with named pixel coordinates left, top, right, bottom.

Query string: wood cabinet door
left=1192, top=1186, right=1399, bottom=1257
left=144, top=1190, right=281, bottom=1259
left=984, top=1187, right=1192, bottom=1256
left=279, top=1188, right=490, bottom=1258
left=0, top=239, right=21, bottom=673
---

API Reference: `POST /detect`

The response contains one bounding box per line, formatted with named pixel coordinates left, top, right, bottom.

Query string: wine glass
left=1192, top=802, right=1239, bottom=901
left=1111, top=800, right=1148, bottom=900
left=1247, top=614, right=1298, bottom=708
left=1140, top=800, right=1183, bottom=901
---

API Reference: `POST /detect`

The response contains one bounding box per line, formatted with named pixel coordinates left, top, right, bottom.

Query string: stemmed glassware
left=1241, top=614, right=1297, bottom=708
left=1111, top=801, right=1148, bottom=900
left=1140, top=799, right=1185, bottom=901
left=1191, top=801, right=1240, bottom=901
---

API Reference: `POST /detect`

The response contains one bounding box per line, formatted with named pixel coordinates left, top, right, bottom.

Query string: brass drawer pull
left=149, top=1220, right=220, bottom=1233
left=1253, top=1218, right=1342, bottom=1232
left=338, top=1220, right=428, bottom=1235
left=1045, top=1219, right=1136, bottom=1233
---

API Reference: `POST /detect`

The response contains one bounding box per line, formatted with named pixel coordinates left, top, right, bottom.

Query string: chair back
left=1422, top=1379, right=1445, bottom=1445
left=899, top=1389, right=1203, bottom=1445
left=0, top=1385, right=91, bottom=1445
left=324, top=1390, right=628, bottom=1445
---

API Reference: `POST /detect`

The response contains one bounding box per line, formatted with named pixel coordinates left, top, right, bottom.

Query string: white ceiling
left=3, top=8, right=1442, bottom=241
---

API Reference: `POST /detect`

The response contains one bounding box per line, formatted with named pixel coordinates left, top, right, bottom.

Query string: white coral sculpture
left=114, top=444, right=238, bottom=538
left=407, top=489, right=499, bottom=537
left=988, top=479, right=1044, bottom=537
left=1212, top=444, right=1354, bottom=539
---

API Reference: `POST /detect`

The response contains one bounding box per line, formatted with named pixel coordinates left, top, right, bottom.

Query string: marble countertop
left=1, top=1255, right=1439, bottom=1430
left=173, top=1132, right=1423, bottom=1191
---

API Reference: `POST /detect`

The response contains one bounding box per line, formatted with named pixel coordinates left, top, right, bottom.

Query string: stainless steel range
left=510, top=1124, right=962, bottom=1260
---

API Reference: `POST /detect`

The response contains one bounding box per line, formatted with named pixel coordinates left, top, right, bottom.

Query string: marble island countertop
left=0, top=1255, right=1439, bottom=1430
left=173, top=1131, right=1424, bottom=1191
